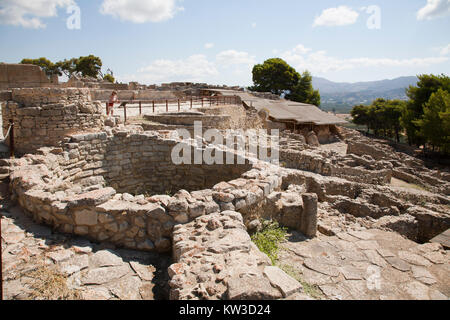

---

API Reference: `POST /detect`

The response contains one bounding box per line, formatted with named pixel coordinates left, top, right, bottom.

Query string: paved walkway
left=1, top=196, right=171, bottom=300
left=279, top=229, right=449, bottom=300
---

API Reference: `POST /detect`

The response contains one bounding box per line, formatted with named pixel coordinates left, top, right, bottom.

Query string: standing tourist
left=107, top=91, right=119, bottom=116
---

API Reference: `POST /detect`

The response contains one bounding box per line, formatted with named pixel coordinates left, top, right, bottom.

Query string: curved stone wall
left=9, top=128, right=284, bottom=253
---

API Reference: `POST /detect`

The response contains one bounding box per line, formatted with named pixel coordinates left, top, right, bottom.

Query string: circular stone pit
left=8, top=126, right=284, bottom=253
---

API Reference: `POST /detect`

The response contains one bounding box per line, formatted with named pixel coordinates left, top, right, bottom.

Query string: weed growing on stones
left=251, top=220, right=287, bottom=265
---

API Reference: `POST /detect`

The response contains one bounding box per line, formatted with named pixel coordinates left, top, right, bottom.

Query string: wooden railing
left=102, top=95, right=241, bottom=122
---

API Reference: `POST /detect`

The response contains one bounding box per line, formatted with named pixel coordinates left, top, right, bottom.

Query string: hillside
left=313, top=76, right=418, bottom=113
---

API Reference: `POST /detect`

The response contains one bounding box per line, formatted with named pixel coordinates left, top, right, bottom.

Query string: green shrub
left=251, top=220, right=287, bottom=265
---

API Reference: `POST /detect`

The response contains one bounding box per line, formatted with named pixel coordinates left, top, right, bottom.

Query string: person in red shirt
left=107, top=91, right=119, bottom=116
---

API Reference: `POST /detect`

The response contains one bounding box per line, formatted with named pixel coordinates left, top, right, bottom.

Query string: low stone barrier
left=280, top=149, right=392, bottom=185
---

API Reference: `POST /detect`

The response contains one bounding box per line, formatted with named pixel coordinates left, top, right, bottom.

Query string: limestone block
left=73, top=209, right=98, bottom=226
left=188, top=202, right=206, bottom=219
left=67, top=187, right=116, bottom=208
left=226, top=275, right=282, bottom=300
left=263, top=266, right=303, bottom=298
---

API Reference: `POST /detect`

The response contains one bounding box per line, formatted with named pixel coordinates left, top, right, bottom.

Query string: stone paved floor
left=2, top=179, right=449, bottom=300
left=278, top=229, right=450, bottom=300
left=1, top=200, right=172, bottom=300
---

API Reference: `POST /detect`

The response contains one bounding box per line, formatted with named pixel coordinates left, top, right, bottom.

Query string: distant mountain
left=313, top=76, right=418, bottom=113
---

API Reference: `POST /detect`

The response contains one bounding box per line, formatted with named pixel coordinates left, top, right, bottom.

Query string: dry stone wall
left=345, top=129, right=450, bottom=195
left=280, top=168, right=450, bottom=243
left=2, top=88, right=104, bottom=155
left=280, top=148, right=392, bottom=185
left=8, top=127, right=316, bottom=255
left=68, top=128, right=252, bottom=195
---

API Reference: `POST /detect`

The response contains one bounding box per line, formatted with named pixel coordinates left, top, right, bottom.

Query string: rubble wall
left=280, top=149, right=392, bottom=185
left=68, top=130, right=252, bottom=195
left=1, top=88, right=104, bottom=155
left=169, top=211, right=307, bottom=300
left=8, top=129, right=293, bottom=253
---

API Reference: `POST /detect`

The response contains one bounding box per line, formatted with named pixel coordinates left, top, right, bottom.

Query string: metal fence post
left=166, top=100, right=168, bottom=112
left=139, top=101, right=142, bottom=116
left=152, top=101, right=155, bottom=113
left=123, top=104, right=127, bottom=123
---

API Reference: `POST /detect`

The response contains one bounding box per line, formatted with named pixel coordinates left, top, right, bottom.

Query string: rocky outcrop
left=168, top=210, right=305, bottom=300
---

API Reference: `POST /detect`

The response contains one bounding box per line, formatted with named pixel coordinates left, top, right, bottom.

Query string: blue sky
left=0, top=0, right=449, bottom=86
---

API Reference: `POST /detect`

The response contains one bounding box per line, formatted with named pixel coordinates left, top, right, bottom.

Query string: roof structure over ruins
left=206, top=89, right=347, bottom=126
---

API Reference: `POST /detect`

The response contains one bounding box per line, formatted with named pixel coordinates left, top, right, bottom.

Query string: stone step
left=0, top=173, right=9, bottom=181
left=430, top=229, right=450, bottom=250
left=0, top=166, right=9, bottom=174
left=0, top=158, right=10, bottom=166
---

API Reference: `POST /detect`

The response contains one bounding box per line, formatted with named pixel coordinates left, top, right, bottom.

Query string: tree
left=103, top=74, right=115, bottom=83
left=351, top=104, right=371, bottom=133
left=250, top=58, right=300, bottom=95
left=288, top=71, right=321, bottom=106
left=350, top=98, right=405, bottom=141
left=75, top=55, right=102, bottom=78
left=55, top=58, right=78, bottom=78
left=401, top=74, right=450, bottom=146
left=414, top=89, right=450, bottom=153
left=20, top=57, right=61, bottom=77
left=382, top=100, right=404, bottom=142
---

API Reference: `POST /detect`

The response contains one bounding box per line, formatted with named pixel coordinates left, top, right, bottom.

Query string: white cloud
left=417, top=0, right=450, bottom=20
left=216, top=50, right=256, bottom=66
left=205, top=43, right=214, bottom=49
left=313, top=6, right=359, bottom=27
left=0, top=0, right=74, bottom=28
left=121, top=49, right=256, bottom=84
left=281, top=44, right=449, bottom=74
left=251, top=22, right=257, bottom=28
left=100, top=0, right=183, bottom=23
left=440, top=44, right=450, bottom=55
left=290, top=44, right=312, bottom=55
left=134, top=55, right=218, bottom=83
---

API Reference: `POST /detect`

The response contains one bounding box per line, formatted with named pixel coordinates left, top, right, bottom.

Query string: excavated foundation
left=9, top=125, right=310, bottom=253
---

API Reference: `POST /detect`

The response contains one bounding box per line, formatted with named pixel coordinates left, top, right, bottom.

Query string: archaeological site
left=0, top=64, right=449, bottom=302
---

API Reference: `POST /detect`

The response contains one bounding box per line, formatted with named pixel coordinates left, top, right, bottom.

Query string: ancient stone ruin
left=0, top=86, right=449, bottom=301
